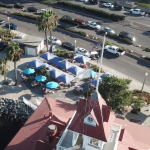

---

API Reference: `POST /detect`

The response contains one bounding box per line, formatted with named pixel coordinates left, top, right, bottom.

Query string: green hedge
left=98, top=30, right=133, bottom=45
left=13, top=12, right=37, bottom=20
left=0, top=2, right=13, bottom=8
left=145, top=48, right=150, bottom=52
left=36, top=0, right=57, bottom=4
left=55, top=49, right=74, bottom=58
left=60, top=18, right=79, bottom=26
left=135, top=2, right=150, bottom=9
left=57, top=1, right=125, bottom=21
left=58, top=25, right=86, bottom=37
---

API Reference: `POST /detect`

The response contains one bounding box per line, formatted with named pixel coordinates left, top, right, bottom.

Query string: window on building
left=90, top=138, right=99, bottom=146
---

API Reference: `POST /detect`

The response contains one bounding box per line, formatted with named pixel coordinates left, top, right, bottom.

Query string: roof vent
left=47, top=124, right=57, bottom=142
left=15, top=33, right=25, bottom=39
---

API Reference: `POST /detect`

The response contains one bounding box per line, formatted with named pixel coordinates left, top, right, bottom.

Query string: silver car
left=101, top=27, right=115, bottom=34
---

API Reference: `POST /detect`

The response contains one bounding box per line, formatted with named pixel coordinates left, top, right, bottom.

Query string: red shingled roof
left=68, top=91, right=115, bottom=142
left=115, top=118, right=150, bottom=150
left=5, top=97, right=76, bottom=150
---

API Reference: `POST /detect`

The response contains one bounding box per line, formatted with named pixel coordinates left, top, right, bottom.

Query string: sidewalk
left=90, top=60, right=150, bottom=93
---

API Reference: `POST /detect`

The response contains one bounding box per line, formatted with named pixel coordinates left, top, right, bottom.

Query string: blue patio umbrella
left=90, top=77, right=102, bottom=86
left=24, top=68, right=35, bottom=75
left=46, top=81, right=59, bottom=89
left=100, top=72, right=113, bottom=79
left=35, top=75, right=47, bottom=82
left=67, top=66, right=84, bottom=76
left=57, top=74, right=75, bottom=84
left=40, top=52, right=56, bottom=61
left=90, top=70, right=96, bottom=77
left=74, top=55, right=91, bottom=64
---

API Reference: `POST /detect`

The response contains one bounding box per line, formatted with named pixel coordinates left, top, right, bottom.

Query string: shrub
left=145, top=48, right=150, bottom=52
left=0, top=2, right=13, bottom=8
left=60, top=18, right=78, bottom=26
left=57, top=1, right=125, bottom=21
left=13, top=12, right=37, bottom=20
left=55, top=49, right=74, bottom=58
left=58, top=25, right=86, bottom=37
left=0, top=28, right=15, bottom=41
left=135, top=2, right=150, bottom=9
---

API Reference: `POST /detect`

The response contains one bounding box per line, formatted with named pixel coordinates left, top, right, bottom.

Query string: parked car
left=0, top=42, right=7, bottom=52
left=40, top=9, right=47, bottom=13
left=102, top=3, right=114, bottom=8
left=62, top=42, right=75, bottom=51
left=14, top=3, right=24, bottom=10
left=61, top=15, right=72, bottom=20
left=130, top=9, right=145, bottom=16
left=90, top=51, right=99, bottom=59
left=75, top=47, right=89, bottom=57
left=101, top=27, right=115, bottom=34
left=104, top=45, right=125, bottom=57
left=87, top=21, right=101, bottom=30
left=0, top=19, right=5, bottom=25
left=89, top=0, right=99, bottom=4
left=74, top=18, right=85, bottom=25
left=27, top=7, right=38, bottom=12
left=119, top=31, right=136, bottom=41
left=114, top=5, right=124, bottom=11
left=5, top=23, right=18, bottom=30
left=47, top=36, right=62, bottom=45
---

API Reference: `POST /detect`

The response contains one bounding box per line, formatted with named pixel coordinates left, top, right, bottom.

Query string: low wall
left=0, top=98, right=34, bottom=124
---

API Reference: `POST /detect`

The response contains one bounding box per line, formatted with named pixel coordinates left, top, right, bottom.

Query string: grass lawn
left=135, top=2, right=150, bottom=9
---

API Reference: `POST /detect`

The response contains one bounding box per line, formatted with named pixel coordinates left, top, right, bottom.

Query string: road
left=0, top=0, right=150, bottom=57
left=0, top=13, right=150, bottom=86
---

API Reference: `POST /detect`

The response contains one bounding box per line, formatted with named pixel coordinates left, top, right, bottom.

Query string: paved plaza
left=0, top=53, right=150, bottom=127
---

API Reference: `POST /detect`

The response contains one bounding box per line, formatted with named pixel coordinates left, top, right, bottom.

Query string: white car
left=130, top=9, right=145, bottom=16
left=104, top=45, right=125, bottom=57
left=75, top=47, right=90, bottom=57
left=101, top=27, right=115, bottom=34
left=102, top=3, right=114, bottom=8
left=87, top=21, right=101, bottom=30
left=47, top=36, right=62, bottom=45
left=40, top=9, right=47, bottom=13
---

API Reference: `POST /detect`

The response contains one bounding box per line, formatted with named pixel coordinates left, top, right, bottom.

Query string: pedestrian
left=68, top=82, right=71, bottom=88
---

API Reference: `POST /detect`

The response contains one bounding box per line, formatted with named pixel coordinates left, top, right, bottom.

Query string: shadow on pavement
left=125, top=53, right=150, bottom=69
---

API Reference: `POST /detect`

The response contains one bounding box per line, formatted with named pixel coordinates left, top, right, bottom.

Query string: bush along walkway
left=4, top=10, right=150, bottom=62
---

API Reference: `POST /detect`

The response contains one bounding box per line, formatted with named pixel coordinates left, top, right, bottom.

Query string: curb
left=1, top=10, right=150, bottom=64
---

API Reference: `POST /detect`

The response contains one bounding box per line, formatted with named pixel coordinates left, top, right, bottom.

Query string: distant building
left=13, top=30, right=44, bottom=56
left=5, top=92, right=150, bottom=150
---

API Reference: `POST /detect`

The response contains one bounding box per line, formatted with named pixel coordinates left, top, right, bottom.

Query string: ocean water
left=0, top=118, right=22, bottom=150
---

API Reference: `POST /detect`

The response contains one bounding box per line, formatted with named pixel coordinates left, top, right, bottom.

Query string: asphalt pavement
left=0, top=13, right=150, bottom=86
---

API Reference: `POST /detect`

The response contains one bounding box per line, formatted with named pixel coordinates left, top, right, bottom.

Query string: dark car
left=114, top=5, right=124, bottom=11
left=74, top=18, right=85, bottom=25
left=0, top=19, right=5, bottom=25
left=5, top=23, right=18, bottom=30
left=27, top=7, right=38, bottom=12
left=0, top=42, right=7, bottom=52
left=61, top=15, right=72, bottom=20
left=14, top=3, right=24, bottom=10
left=62, top=42, right=75, bottom=51
left=119, top=31, right=135, bottom=41
left=89, top=0, right=99, bottom=4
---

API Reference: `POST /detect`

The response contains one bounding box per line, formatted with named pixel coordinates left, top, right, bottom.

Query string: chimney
left=47, top=124, right=57, bottom=142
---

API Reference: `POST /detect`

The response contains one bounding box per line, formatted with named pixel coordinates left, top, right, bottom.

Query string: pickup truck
left=130, top=9, right=145, bottom=16
left=104, top=45, right=125, bottom=57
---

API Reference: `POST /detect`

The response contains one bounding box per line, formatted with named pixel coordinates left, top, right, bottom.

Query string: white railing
left=56, top=111, right=77, bottom=149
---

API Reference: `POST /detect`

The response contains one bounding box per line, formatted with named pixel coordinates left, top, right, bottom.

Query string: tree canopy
left=98, top=76, right=132, bottom=111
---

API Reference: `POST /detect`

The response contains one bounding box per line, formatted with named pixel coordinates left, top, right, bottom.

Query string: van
left=90, top=51, right=99, bottom=59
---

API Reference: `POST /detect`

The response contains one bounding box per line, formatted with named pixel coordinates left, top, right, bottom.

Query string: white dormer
left=84, top=114, right=96, bottom=127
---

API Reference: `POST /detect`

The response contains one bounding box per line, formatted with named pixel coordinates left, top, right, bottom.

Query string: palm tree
left=0, top=58, right=9, bottom=84
left=6, top=42, right=23, bottom=85
left=36, top=9, right=58, bottom=52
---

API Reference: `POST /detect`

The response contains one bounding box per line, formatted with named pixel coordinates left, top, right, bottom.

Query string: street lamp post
left=96, top=32, right=107, bottom=92
left=7, top=17, right=10, bottom=31
left=74, top=39, right=76, bottom=59
left=141, top=72, right=148, bottom=92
